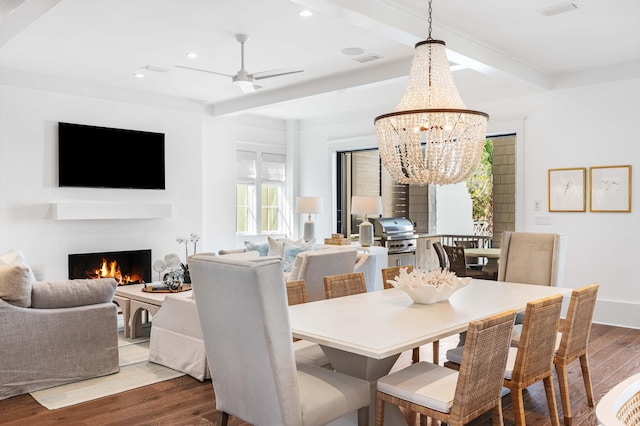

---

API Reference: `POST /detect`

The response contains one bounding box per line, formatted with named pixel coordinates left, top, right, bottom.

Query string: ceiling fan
left=175, top=34, right=303, bottom=93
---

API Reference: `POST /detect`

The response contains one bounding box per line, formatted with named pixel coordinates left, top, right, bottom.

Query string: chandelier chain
left=427, top=0, right=433, bottom=40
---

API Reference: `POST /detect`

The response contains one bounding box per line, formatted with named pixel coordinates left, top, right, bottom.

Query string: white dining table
left=289, top=279, right=571, bottom=425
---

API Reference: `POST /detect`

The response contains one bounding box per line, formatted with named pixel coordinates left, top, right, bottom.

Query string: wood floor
left=1, top=323, right=638, bottom=425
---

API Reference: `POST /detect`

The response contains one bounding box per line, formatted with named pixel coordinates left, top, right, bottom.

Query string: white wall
left=297, top=77, right=640, bottom=329
left=0, top=84, right=204, bottom=279
left=201, top=114, right=290, bottom=253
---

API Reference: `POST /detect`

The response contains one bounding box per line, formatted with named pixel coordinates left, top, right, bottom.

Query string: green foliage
left=466, top=140, right=493, bottom=225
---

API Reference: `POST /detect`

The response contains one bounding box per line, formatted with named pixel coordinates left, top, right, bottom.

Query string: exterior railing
left=439, top=234, right=494, bottom=248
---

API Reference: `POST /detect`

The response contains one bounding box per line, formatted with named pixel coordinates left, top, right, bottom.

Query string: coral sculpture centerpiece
left=388, top=267, right=471, bottom=304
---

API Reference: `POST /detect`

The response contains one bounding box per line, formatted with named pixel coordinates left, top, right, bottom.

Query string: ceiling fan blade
left=251, top=68, right=304, bottom=81
left=174, top=65, right=233, bottom=78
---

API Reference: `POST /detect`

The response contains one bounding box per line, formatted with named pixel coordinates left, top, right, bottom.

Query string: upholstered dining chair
left=324, top=271, right=366, bottom=299
left=286, top=280, right=331, bottom=368
left=498, top=231, right=567, bottom=324
left=380, top=265, right=438, bottom=365
left=188, top=254, right=370, bottom=425
left=443, top=245, right=491, bottom=279
left=446, top=294, right=564, bottom=426
left=375, top=309, right=517, bottom=425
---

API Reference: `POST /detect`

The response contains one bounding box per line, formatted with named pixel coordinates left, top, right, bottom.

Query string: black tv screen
left=58, top=122, right=165, bottom=189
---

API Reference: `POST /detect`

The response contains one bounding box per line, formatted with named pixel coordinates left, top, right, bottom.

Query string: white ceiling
left=1, top=0, right=639, bottom=120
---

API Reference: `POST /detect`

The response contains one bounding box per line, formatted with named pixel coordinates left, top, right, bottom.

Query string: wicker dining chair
left=323, top=272, right=366, bottom=299
left=380, top=265, right=438, bottom=365
left=508, top=283, right=600, bottom=425
left=381, top=265, right=414, bottom=290
left=445, top=294, right=564, bottom=426
left=286, top=279, right=331, bottom=367
left=554, top=283, right=599, bottom=425
left=375, top=310, right=517, bottom=426
left=286, top=280, right=308, bottom=305
left=505, top=294, right=563, bottom=426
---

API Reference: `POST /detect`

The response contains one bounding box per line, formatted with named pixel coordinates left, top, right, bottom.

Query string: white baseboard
left=593, top=298, right=640, bottom=329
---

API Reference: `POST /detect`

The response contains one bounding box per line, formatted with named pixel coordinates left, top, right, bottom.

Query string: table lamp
left=351, top=196, right=382, bottom=247
left=296, top=196, right=323, bottom=242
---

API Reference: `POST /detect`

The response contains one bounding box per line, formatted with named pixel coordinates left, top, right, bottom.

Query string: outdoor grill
left=374, top=217, right=418, bottom=255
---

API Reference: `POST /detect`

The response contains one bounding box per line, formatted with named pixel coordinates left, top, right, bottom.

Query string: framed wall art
left=548, top=167, right=586, bottom=212
left=590, top=165, right=632, bottom=212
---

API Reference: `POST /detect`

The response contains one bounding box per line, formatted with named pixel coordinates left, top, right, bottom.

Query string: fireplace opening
left=68, top=249, right=152, bottom=285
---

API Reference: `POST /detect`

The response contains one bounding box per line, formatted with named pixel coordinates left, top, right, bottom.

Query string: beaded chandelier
left=374, top=0, right=489, bottom=186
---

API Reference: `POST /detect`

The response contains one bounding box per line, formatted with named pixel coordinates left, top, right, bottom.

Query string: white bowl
left=396, top=277, right=471, bottom=304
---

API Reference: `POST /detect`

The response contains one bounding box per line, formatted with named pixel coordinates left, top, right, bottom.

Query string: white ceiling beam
left=0, top=0, right=61, bottom=47
left=208, top=58, right=412, bottom=117
left=291, top=0, right=551, bottom=90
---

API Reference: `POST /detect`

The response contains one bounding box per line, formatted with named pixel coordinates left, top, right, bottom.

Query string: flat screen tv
left=58, top=122, right=165, bottom=190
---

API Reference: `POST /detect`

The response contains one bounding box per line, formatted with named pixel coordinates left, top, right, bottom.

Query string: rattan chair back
left=506, top=293, right=563, bottom=426
left=323, top=272, right=366, bottom=299
left=555, top=283, right=599, bottom=425
left=285, top=280, right=308, bottom=306
left=375, top=309, right=517, bottom=425
left=381, top=265, right=414, bottom=290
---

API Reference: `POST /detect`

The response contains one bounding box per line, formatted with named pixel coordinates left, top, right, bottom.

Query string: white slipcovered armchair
left=188, top=254, right=370, bottom=425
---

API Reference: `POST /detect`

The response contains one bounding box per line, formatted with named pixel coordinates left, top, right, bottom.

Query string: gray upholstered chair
left=498, top=231, right=567, bottom=323
left=188, top=254, right=370, bottom=425
left=498, top=231, right=567, bottom=287
left=0, top=272, right=119, bottom=400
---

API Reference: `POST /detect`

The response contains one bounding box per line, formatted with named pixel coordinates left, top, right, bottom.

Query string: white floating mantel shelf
left=52, top=202, right=173, bottom=220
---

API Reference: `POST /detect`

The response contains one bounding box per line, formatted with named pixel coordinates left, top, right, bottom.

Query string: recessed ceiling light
left=134, top=73, right=145, bottom=78
left=186, top=52, right=198, bottom=59
left=298, top=10, right=312, bottom=17
left=341, top=47, right=364, bottom=56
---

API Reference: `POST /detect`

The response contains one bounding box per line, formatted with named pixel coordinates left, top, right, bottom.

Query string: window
left=236, top=150, right=286, bottom=235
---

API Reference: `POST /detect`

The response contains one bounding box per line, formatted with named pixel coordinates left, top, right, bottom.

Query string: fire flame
left=89, top=258, right=142, bottom=285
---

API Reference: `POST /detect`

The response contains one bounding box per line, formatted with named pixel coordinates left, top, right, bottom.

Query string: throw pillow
left=0, top=248, right=37, bottom=283
left=281, top=240, right=314, bottom=272
left=244, top=241, right=268, bottom=256
left=267, top=237, right=303, bottom=258
left=0, top=264, right=34, bottom=307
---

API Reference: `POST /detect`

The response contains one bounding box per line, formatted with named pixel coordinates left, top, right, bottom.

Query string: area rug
left=29, top=331, right=185, bottom=410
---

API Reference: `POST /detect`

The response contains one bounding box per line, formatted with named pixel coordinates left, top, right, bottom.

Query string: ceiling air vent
left=353, top=55, right=383, bottom=64
left=141, top=65, right=170, bottom=73
left=538, top=2, right=578, bottom=17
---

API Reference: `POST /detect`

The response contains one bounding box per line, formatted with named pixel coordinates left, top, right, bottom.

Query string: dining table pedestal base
left=322, top=346, right=406, bottom=425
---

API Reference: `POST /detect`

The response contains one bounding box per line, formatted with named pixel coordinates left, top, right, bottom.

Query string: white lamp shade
left=351, top=196, right=382, bottom=216
left=296, top=196, right=323, bottom=214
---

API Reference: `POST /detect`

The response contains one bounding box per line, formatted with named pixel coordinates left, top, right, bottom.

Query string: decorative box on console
left=324, top=234, right=351, bottom=245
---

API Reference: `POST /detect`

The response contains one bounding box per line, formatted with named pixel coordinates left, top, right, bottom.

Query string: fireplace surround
left=68, top=249, right=152, bottom=285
